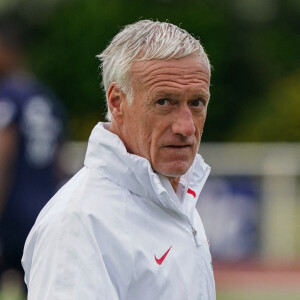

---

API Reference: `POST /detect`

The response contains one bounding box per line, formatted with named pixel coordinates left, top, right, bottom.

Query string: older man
left=22, top=20, right=215, bottom=300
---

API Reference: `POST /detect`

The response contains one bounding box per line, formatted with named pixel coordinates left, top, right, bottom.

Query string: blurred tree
left=228, top=0, right=300, bottom=141
left=232, top=70, right=300, bottom=141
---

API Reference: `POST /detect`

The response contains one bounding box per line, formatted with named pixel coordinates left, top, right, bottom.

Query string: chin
left=155, top=162, right=191, bottom=178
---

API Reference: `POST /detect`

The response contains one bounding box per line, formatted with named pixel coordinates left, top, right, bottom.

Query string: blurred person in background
left=0, top=19, right=65, bottom=296
left=22, top=20, right=215, bottom=300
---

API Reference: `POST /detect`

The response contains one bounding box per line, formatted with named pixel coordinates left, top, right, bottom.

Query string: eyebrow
left=152, top=91, right=210, bottom=101
left=152, top=93, right=176, bottom=99
left=194, top=92, right=210, bottom=100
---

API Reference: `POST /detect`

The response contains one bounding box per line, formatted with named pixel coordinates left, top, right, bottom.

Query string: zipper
left=192, top=227, right=202, bottom=247
left=161, top=192, right=202, bottom=247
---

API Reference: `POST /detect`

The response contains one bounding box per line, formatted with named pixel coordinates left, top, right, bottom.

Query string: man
left=22, top=20, right=215, bottom=299
left=0, top=20, right=65, bottom=287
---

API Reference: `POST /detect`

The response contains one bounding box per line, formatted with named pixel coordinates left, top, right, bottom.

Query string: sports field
left=218, top=292, right=299, bottom=300
left=215, top=261, right=300, bottom=300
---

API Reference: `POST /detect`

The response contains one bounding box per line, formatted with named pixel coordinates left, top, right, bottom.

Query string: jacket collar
left=84, top=122, right=210, bottom=210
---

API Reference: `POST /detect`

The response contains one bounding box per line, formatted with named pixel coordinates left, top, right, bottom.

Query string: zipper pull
left=192, top=227, right=202, bottom=247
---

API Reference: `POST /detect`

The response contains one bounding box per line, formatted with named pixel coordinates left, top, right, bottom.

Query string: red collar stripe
left=187, top=188, right=196, bottom=198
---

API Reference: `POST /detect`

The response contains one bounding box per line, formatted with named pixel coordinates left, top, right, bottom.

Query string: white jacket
left=22, top=122, right=216, bottom=300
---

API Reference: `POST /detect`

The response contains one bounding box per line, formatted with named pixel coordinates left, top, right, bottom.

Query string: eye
left=191, top=99, right=205, bottom=108
left=156, top=99, right=170, bottom=106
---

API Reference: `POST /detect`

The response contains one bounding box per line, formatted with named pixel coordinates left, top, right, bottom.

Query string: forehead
left=130, top=55, right=210, bottom=97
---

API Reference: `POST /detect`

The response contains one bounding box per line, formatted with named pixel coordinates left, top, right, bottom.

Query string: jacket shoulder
left=23, top=168, right=134, bottom=297
left=34, top=167, right=130, bottom=235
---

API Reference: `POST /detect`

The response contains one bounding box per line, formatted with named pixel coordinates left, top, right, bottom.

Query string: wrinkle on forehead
left=129, top=56, right=210, bottom=99
left=132, top=56, right=209, bottom=80
left=143, top=74, right=210, bottom=89
left=133, top=60, right=209, bottom=76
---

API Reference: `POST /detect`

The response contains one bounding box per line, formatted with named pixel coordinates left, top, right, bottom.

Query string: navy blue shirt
left=0, top=72, right=65, bottom=240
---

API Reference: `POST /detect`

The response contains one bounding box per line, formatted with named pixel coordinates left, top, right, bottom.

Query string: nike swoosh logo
left=154, top=246, right=172, bottom=265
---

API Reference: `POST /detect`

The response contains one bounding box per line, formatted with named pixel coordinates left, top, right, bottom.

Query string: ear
left=107, top=83, right=126, bottom=124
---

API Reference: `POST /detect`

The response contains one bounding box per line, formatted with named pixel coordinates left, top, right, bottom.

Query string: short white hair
left=97, top=19, right=211, bottom=121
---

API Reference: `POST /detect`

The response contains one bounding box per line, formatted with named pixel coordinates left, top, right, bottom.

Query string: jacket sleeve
left=23, top=209, right=121, bottom=300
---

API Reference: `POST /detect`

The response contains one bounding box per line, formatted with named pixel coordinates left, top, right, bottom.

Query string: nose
left=171, top=106, right=195, bottom=137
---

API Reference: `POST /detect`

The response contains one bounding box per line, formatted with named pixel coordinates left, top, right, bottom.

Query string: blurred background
left=0, top=0, right=299, bottom=299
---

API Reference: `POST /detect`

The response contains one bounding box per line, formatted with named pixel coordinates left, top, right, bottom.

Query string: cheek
left=146, top=125, right=165, bottom=162
left=196, top=115, right=206, bottom=134
left=148, top=125, right=171, bottom=160
left=131, top=119, right=153, bottom=159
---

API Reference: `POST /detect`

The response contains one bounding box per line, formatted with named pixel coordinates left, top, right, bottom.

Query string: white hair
left=96, top=19, right=211, bottom=121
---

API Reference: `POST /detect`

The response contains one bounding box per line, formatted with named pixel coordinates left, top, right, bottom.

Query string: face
left=109, top=54, right=210, bottom=189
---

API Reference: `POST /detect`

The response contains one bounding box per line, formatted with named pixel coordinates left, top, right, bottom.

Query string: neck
left=167, top=176, right=180, bottom=192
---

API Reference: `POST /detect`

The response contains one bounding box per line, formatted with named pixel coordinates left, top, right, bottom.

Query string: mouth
left=164, top=145, right=192, bottom=149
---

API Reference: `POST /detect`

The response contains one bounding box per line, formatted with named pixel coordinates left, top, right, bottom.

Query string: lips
left=163, top=144, right=192, bottom=148
left=161, top=145, right=193, bottom=155
left=160, top=138, right=195, bottom=148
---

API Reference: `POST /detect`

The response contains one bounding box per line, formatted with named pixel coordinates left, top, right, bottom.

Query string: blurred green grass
left=218, top=290, right=300, bottom=300
left=296, top=202, right=300, bottom=254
